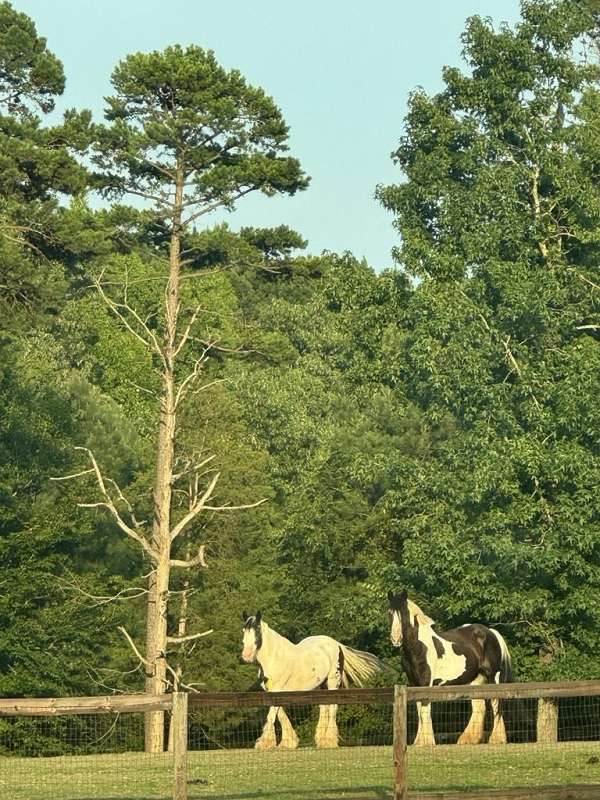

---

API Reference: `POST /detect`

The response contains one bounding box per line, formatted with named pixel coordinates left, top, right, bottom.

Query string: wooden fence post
left=537, top=697, right=558, bottom=744
left=393, top=684, right=408, bottom=800
left=172, top=692, right=188, bottom=800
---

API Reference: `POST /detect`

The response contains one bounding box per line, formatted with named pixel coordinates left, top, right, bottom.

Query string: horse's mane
left=407, top=598, right=435, bottom=627
left=259, top=620, right=295, bottom=651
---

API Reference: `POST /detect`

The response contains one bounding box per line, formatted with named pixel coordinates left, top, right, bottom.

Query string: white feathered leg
left=315, top=659, right=341, bottom=748
left=489, top=672, right=507, bottom=744
left=277, top=707, right=299, bottom=749
left=413, top=701, right=435, bottom=746
left=255, top=706, right=278, bottom=750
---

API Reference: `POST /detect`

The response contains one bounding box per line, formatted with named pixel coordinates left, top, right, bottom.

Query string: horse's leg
left=315, top=704, right=330, bottom=748
left=316, top=701, right=339, bottom=748
left=413, top=701, right=435, bottom=746
left=457, top=699, right=486, bottom=745
left=315, top=660, right=341, bottom=748
left=457, top=675, right=487, bottom=745
left=255, top=705, right=278, bottom=750
left=277, top=707, right=299, bottom=749
left=488, top=671, right=507, bottom=745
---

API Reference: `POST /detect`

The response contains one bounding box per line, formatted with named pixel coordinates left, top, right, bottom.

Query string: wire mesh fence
left=0, top=712, right=171, bottom=799
left=402, top=683, right=600, bottom=799
left=1, top=683, right=600, bottom=800
left=0, top=696, right=173, bottom=800
left=186, top=695, right=394, bottom=799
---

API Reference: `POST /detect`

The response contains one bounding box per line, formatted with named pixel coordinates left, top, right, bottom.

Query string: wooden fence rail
left=2, top=679, right=600, bottom=716
left=405, top=679, right=600, bottom=703
left=0, top=693, right=172, bottom=716
left=186, top=679, right=600, bottom=708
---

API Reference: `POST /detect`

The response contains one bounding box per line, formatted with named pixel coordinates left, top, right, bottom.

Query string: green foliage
left=92, top=44, right=309, bottom=222
left=377, top=0, right=600, bottom=678
left=0, top=334, right=143, bottom=696
left=240, top=225, right=307, bottom=265
left=2, top=0, right=600, bottom=713
left=0, top=1, right=64, bottom=115
left=0, top=2, right=92, bottom=332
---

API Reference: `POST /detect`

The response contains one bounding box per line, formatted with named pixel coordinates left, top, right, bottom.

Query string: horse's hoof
left=457, top=735, right=482, bottom=746
left=278, top=739, right=299, bottom=750
left=315, top=736, right=339, bottom=749
left=255, top=739, right=276, bottom=750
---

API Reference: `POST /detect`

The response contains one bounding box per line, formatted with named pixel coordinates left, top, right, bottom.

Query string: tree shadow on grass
left=72, top=788, right=393, bottom=800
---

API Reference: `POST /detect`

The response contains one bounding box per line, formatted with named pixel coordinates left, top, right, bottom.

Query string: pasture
left=2, top=741, right=600, bottom=800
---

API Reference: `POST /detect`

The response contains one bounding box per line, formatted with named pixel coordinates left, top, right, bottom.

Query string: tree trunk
left=168, top=567, right=189, bottom=753
left=537, top=698, right=558, bottom=744
left=144, top=165, right=184, bottom=753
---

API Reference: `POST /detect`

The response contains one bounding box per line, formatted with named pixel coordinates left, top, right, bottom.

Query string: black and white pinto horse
left=241, top=611, right=383, bottom=749
left=387, top=591, right=512, bottom=746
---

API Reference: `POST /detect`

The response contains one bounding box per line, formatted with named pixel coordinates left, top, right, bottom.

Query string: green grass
left=1, top=742, right=599, bottom=799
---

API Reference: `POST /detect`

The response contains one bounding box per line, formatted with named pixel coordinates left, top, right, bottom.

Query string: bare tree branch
left=92, top=272, right=166, bottom=367
left=170, top=472, right=220, bottom=541
left=50, top=468, right=95, bottom=482
left=178, top=681, right=204, bottom=692
left=568, top=268, right=600, bottom=292
left=170, top=545, right=208, bottom=569
left=57, top=574, right=148, bottom=607
left=174, top=304, right=203, bottom=358
left=188, top=336, right=250, bottom=355
left=124, top=378, right=158, bottom=397
left=174, top=352, right=210, bottom=409
left=182, top=377, right=226, bottom=405
left=71, top=447, right=159, bottom=562
left=203, top=498, right=267, bottom=513
left=114, top=186, right=172, bottom=208
left=119, top=627, right=182, bottom=691
left=171, top=454, right=215, bottom=484
left=166, top=629, right=213, bottom=644
left=118, top=626, right=152, bottom=669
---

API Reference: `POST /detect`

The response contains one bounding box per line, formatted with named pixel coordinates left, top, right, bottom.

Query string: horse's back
left=297, top=635, right=341, bottom=666
left=443, top=623, right=489, bottom=638
left=297, top=634, right=340, bottom=654
left=439, top=624, right=507, bottom=682
left=277, top=635, right=339, bottom=689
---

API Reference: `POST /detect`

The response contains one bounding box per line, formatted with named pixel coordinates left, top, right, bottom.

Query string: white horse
left=241, top=611, right=383, bottom=749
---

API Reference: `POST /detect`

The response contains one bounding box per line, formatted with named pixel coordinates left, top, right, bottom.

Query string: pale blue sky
left=16, top=0, right=521, bottom=267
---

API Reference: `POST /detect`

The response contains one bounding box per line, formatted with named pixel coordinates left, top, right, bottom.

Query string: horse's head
left=241, top=610, right=263, bottom=663
left=387, top=590, right=434, bottom=647
left=387, top=590, right=407, bottom=647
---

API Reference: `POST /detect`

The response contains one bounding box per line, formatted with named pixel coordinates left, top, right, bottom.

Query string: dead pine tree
left=57, top=45, right=307, bottom=753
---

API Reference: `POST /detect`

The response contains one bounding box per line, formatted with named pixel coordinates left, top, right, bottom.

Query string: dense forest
left=1, top=0, right=600, bottom=727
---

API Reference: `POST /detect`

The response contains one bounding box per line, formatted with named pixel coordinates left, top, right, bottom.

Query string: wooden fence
left=2, top=680, right=600, bottom=800
left=392, top=680, right=600, bottom=800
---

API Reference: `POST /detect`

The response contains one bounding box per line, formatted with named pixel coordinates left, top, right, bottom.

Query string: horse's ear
left=387, top=590, right=394, bottom=604
left=400, top=589, right=408, bottom=602
left=255, top=610, right=262, bottom=624
left=242, top=610, right=248, bottom=622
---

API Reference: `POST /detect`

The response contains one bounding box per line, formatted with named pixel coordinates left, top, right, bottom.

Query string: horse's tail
left=490, top=628, right=513, bottom=683
left=339, top=644, right=384, bottom=687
